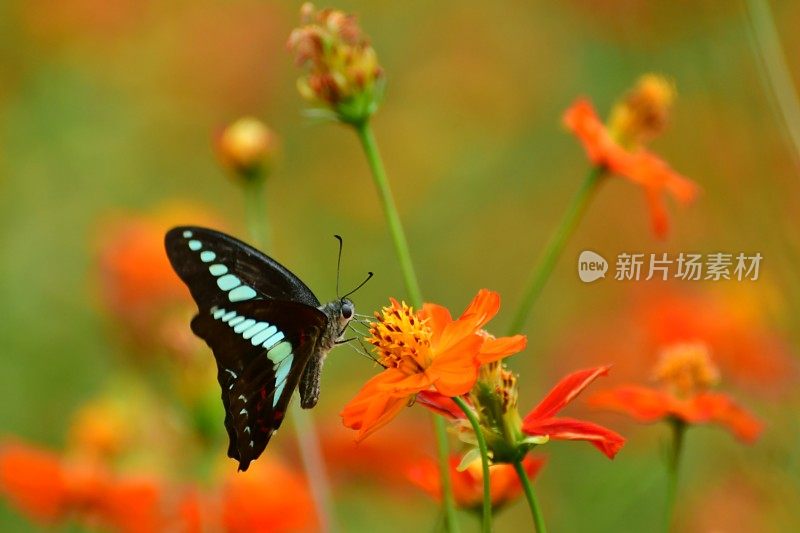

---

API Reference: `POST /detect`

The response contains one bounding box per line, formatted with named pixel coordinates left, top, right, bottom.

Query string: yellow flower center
left=652, top=342, right=720, bottom=397
left=368, top=300, right=433, bottom=375
left=608, top=73, right=675, bottom=147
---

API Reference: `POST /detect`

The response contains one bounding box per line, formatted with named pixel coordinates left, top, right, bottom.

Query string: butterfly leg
left=299, top=353, right=324, bottom=409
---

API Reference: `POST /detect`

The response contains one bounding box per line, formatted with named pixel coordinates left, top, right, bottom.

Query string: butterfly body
left=164, top=226, right=354, bottom=471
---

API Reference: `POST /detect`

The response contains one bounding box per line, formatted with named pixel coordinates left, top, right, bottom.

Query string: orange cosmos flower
left=341, top=289, right=526, bottom=442
left=588, top=343, right=763, bottom=443
left=637, top=288, right=797, bottom=395
left=408, top=454, right=546, bottom=512
left=96, top=204, right=220, bottom=356
left=564, top=75, right=699, bottom=238
left=521, top=366, right=626, bottom=459
left=0, top=443, right=71, bottom=523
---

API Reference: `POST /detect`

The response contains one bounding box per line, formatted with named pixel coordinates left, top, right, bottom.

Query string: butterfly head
left=334, top=297, right=355, bottom=335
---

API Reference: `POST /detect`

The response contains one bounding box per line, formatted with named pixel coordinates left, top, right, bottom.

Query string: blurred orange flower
left=589, top=343, right=763, bottom=443
left=638, top=289, right=797, bottom=394
left=408, top=454, right=546, bottom=511
left=340, top=289, right=526, bottom=442
left=221, top=457, right=316, bottom=532
left=0, top=443, right=72, bottom=523
left=563, top=75, right=699, bottom=238
left=318, top=421, right=432, bottom=486
left=96, top=204, right=219, bottom=355
left=0, top=441, right=198, bottom=532
left=521, top=366, right=626, bottom=459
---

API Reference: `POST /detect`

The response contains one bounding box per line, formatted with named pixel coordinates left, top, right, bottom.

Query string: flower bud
left=215, top=117, right=277, bottom=180
left=287, top=3, right=384, bottom=124
left=608, top=74, right=675, bottom=148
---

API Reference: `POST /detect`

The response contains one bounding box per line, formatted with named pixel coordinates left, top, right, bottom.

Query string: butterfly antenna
left=342, top=271, right=374, bottom=300
left=334, top=234, right=344, bottom=299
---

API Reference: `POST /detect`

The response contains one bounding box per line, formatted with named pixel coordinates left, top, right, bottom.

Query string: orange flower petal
left=222, top=457, right=316, bottom=532
left=522, top=417, right=625, bottom=459
left=644, top=185, right=670, bottom=238
left=525, top=366, right=611, bottom=421
left=587, top=385, right=673, bottom=422
left=340, top=370, right=412, bottom=442
left=420, top=302, right=453, bottom=344
left=437, top=290, right=500, bottom=354
left=0, top=443, right=68, bottom=523
left=478, top=334, right=527, bottom=364
left=679, top=393, right=764, bottom=443
left=429, top=335, right=483, bottom=397
left=377, top=371, right=435, bottom=395
left=563, top=98, right=616, bottom=165
left=590, top=386, right=763, bottom=444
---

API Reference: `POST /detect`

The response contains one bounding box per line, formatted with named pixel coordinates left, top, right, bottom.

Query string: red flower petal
left=587, top=385, right=674, bottom=422
left=679, top=393, right=764, bottom=443
left=416, top=390, right=467, bottom=420
left=522, top=417, right=626, bottom=459
left=525, top=366, right=611, bottom=421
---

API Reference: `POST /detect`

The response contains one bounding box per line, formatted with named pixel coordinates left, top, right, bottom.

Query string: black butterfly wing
left=164, top=226, right=329, bottom=470
left=165, top=226, right=320, bottom=309
left=191, top=299, right=328, bottom=471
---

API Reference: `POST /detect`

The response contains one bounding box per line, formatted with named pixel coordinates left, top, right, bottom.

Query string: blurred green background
left=1, top=0, right=798, bottom=531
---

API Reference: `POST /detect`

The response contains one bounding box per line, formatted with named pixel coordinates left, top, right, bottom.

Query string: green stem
left=453, top=396, right=492, bottom=533
left=512, top=458, right=547, bottom=533
left=743, top=0, right=800, bottom=167
left=665, top=420, right=686, bottom=532
left=354, top=120, right=423, bottom=308
left=242, top=176, right=336, bottom=532
left=506, top=166, right=604, bottom=335
left=244, top=177, right=271, bottom=252
left=352, top=119, right=459, bottom=532
left=433, top=414, right=461, bottom=533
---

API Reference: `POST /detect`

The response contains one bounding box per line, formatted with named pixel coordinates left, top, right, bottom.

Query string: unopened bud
left=216, top=117, right=277, bottom=180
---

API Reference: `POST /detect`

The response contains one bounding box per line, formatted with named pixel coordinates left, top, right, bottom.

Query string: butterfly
left=165, top=226, right=363, bottom=471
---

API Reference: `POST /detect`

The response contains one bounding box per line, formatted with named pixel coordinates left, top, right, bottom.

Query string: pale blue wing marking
left=228, top=286, right=257, bottom=302
left=242, top=322, right=269, bottom=340
left=213, top=308, right=227, bottom=320
left=234, top=318, right=255, bottom=333
left=267, top=341, right=292, bottom=364
left=272, top=353, right=294, bottom=408
left=188, top=239, right=202, bottom=251
left=182, top=230, right=193, bottom=238
left=262, top=330, right=285, bottom=350
left=209, top=264, right=228, bottom=276
left=251, top=325, right=278, bottom=346
left=228, top=316, right=245, bottom=327
left=216, top=274, right=241, bottom=291
left=200, top=251, right=216, bottom=263
left=221, top=311, right=237, bottom=322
